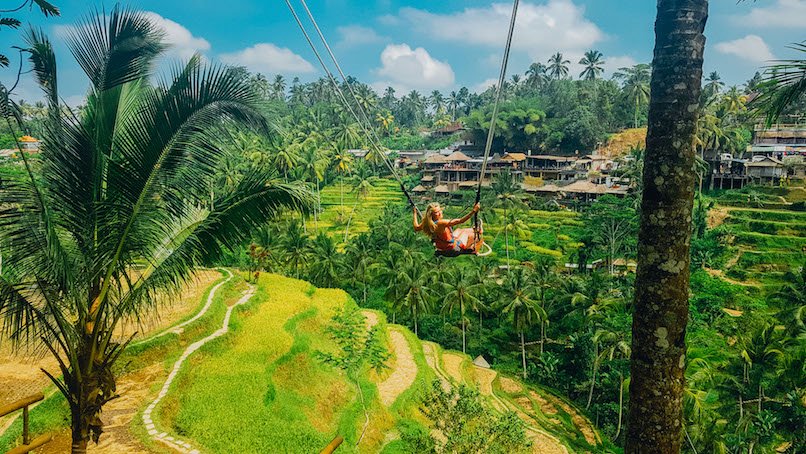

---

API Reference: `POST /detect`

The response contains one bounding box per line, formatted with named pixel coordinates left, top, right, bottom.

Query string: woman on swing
left=413, top=202, right=482, bottom=255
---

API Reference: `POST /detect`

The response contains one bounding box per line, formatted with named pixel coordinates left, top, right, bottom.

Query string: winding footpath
left=131, top=269, right=233, bottom=347
left=362, top=311, right=418, bottom=408
left=141, top=281, right=255, bottom=454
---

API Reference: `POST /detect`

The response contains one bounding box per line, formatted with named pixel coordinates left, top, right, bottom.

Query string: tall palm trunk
left=587, top=342, right=598, bottom=410
left=520, top=331, right=527, bottom=379
left=615, top=373, right=624, bottom=439
left=627, top=1, right=708, bottom=452
left=504, top=206, right=510, bottom=264
left=461, top=301, right=466, bottom=354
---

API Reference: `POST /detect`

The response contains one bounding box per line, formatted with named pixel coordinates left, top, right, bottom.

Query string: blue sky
left=2, top=0, right=805, bottom=104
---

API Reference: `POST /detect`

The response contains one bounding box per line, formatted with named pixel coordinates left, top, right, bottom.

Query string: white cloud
left=219, top=43, right=316, bottom=75
left=393, top=0, right=603, bottom=60
left=373, top=43, right=455, bottom=92
left=54, top=12, right=210, bottom=61
left=603, top=55, right=638, bottom=78
left=143, top=12, right=210, bottom=60
left=733, top=0, right=806, bottom=29
left=336, top=25, right=386, bottom=47
left=473, top=78, right=499, bottom=93
left=715, top=35, right=776, bottom=63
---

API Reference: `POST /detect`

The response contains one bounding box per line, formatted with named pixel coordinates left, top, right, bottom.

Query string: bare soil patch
left=441, top=353, right=467, bottom=384
left=376, top=329, right=417, bottom=407
left=499, top=376, right=522, bottom=394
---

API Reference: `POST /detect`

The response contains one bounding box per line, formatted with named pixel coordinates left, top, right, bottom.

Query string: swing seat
left=434, top=227, right=493, bottom=258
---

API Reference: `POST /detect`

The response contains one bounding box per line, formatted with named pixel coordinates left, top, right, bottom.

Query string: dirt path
left=0, top=270, right=221, bottom=443
left=143, top=284, right=255, bottom=454
left=361, top=311, right=418, bottom=408
left=376, top=329, right=417, bottom=407
left=704, top=267, right=761, bottom=287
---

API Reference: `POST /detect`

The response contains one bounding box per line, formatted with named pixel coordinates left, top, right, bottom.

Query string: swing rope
left=474, top=0, right=520, bottom=238
left=287, top=0, right=521, bottom=255
left=284, top=0, right=420, bottom=212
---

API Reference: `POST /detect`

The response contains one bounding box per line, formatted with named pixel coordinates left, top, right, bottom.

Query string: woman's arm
left=413, top=207, right=423, bottom=231
left=448, top=203, right=480, bottom=227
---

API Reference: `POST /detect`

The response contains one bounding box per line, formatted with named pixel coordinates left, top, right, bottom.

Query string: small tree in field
left=410, top=380, right=531, bottom=454
left=317, top=306, right=389, bottom=444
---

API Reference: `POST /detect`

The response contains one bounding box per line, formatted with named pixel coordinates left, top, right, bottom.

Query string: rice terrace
left=0, top=0, right=804, bottom=453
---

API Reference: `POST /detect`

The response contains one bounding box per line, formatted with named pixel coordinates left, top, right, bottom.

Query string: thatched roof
left=412, top=185, right=428, bottom=193
left=562, top=180, right=608, bottom=194
left=445, top=151, right=471, bottom=162
left=473, top=355, right=491, bottom=369
left=434, top=184, right=450, bottom=193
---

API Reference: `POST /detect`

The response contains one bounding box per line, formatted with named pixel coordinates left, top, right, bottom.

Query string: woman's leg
left=453, top=228, right=478, bottom=250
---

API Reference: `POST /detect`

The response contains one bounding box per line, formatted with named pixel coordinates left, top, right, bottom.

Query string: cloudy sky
left=2, top=0, right=804, bottom=103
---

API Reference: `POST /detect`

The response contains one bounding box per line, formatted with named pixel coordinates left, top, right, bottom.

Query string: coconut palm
left=499, top=267, right=545, bottom=378
left=307, top=233, right=343, bottom=288
left=271, top=74, right=286, bottom=101
left=0, top=10, right=311, bottom=453
left=447, top=91, right=460, bottom=120
left=614, top=63, right=651, bottom=128
left=297, top=139, right=329, bottom=229
left=281, top=220, right=312, bottom=278
left=441, top=266, right=484, bottom=353
left=399, top=254, right=433, bottom=336
left=429, top=90, right=445, bottom=115
left=704, top=71, right=724, bottom=98
left=525, top=62, right=548, bottom=89
left=579, top=50, right=605, bottom=81
left=547, top=52, right=571, bottom=80
left=753, top=43, right=806, bottom=125
left=489, top=171, right=529, bottom=263
left=345, top=234, right=374, bottom=306
left=593, top=327, right=631, bottom=437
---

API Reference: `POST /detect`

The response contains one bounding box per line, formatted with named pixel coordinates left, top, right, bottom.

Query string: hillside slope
left=2, top=272, right=606, bottom=453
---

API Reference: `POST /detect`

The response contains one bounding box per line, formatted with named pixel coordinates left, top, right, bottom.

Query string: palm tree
left=429, top=90, right=445, bottom=115
left=297, top=139, right=329, bottom=229
left=330, top=139, right=354, bottom=211
left=627, top=1, right=708, bottom=450
left=753, top=43, right=806, bottom=124
left=271, top=135, right=301, bottom=182
left=0, top=10, right=311, bottom=453
left=579, top=50, right=605, bottom=81
left=372, top=247, right=408, bottom=323
left=499, top=267, right=545, bottom=378
left=525, top=62, right=548, bottom=89
left=308, top=233, right=343, bottom=288
left=399, top=255, right=433, bottom=336
left=441, top=267, right=484, bottom=353
left=593, top=327, right=631, bottom=437
left=447, top=91, right=460, bottom=120
left=271, top=74, right=286, bottom=101
left=281, top=220, right=312, bottom=278
left=345, top=234, right=374, bottom=306
left=489, top=171, right=528, bottom=263
left=704, top=71, right=724, bottom=98
left=547, top=52, right=571, bottom=80
left=343, top=162, right=378, bottom=240
left=614, top=64, right=652, bottom=128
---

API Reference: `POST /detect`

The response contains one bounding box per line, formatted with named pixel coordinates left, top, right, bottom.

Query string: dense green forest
left=1, top=4, right=804, bottom=452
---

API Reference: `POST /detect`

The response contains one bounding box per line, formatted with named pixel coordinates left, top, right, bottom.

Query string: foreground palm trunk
left=627, top=1, right=707, bottom=452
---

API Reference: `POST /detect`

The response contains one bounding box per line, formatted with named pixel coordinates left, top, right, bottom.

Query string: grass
left=162, top=274, right=393, bottom=453
left=0, top=269, right=237, bottom=452
left=711, top=188, right=805, bottom=289
left=316, top=179, right=404, bottom=241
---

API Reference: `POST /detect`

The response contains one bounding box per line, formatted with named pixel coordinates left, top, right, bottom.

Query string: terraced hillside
left=710, top=190, right=806, bottom=289
left=1, top=271, right=604, bottom=453
left=485, top=209, right=584, bottom=265
left=317, top=179, right=404, bottom=240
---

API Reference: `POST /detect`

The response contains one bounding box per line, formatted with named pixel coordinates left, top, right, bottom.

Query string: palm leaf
left=32, top=0, right=60, bottom=17
left=66, top=5, right=164, bottom=92
left=753, top=42, right=806, bottom=126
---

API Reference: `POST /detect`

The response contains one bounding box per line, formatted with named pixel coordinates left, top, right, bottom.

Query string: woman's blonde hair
left=419, top=202, right=441, bottom=236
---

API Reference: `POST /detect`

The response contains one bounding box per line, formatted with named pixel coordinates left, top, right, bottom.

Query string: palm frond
left=66, top=5, right=164, bottom=92
left=753, top=42, right=806, bottom=126
left=32, top=0, right=60, bottom=17
left=24, top=27, right=59, bottom=115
